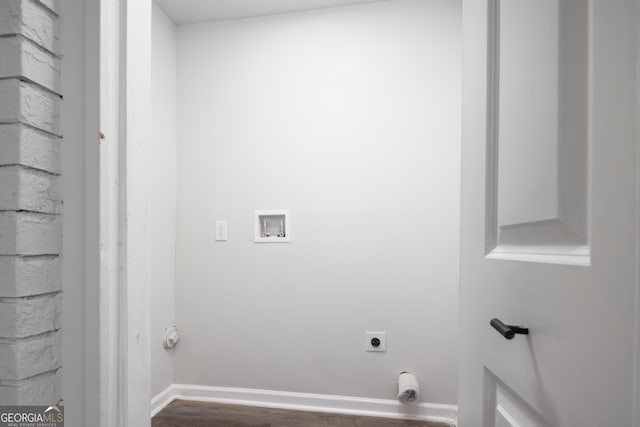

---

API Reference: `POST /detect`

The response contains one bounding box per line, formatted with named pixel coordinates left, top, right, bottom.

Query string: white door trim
left=123, top=0, right=153, bottom=424
left=99, top=0, right=123, bottom=426
left=97, top=0, right=153, bottom=426
left=115, top=0, right=153, bottom=426
left=635, top=2, right=640, bottom=426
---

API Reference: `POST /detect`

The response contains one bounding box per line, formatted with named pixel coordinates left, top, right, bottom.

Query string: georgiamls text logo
left=0, top=405, right=64, bottom=426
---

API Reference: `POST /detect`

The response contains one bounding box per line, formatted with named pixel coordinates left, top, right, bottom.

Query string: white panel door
left=459, top=1, right=638, bottom=426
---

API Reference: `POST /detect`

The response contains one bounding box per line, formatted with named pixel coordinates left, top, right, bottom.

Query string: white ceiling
left=155, top=0, right=389, bottom=25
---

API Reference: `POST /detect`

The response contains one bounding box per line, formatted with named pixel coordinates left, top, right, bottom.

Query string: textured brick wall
left=0, top=0, right=62, bottom=405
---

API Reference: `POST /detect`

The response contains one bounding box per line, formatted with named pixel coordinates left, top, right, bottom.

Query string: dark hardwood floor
left=152, top=400, right=452, bottom=427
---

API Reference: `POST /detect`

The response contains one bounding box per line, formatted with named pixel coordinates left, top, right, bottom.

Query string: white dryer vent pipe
left=397, top=372, right=419, bottom=402
left=163, top=324, right=179, bottom=349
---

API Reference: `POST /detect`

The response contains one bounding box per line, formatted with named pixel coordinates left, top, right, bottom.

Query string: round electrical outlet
left=365, top=332, right=386, bottom=352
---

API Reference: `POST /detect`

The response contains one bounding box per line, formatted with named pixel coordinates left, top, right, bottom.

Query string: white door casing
left=460, top=0, right=638, bottom=426
left=96, top=0, right=153, bottom=426
left=120, top=0, right=153, bottom=426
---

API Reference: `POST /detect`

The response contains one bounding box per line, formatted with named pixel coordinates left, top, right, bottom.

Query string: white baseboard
left=150, top=384, right=457, bottom=426
left=150, top=384, right=178, bottom=417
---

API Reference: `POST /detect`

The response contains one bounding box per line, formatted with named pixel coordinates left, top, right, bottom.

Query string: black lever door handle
left=490, top=318, right=529, bottom=340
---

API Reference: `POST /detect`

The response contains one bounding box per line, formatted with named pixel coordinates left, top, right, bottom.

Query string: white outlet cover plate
left=215, top=220, right=228, bottom=241
left=365, top=331, right=386, bottom=352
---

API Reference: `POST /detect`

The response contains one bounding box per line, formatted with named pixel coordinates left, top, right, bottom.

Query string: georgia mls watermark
left=0, top=406, right=63, bottom=427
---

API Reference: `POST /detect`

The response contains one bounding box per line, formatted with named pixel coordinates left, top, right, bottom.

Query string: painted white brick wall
left=0, top=294, right=61, bottom=338
left=0, top=332, right=61, bottom=379
left=0, top=37, right=61, bottom=94
left=0, top=0, right=62, bottom=405
left=0, top=125, right=61, bottom=174
left=0, top=370, right=61, bottom=405
left=0, top=166, right=61, bottom=214
left=0, top=0, right=60, bottom=55
left=0, top=256, right=61, bottom=297
left=0, top=80, right=61, bottom=135
left=0, top=212, right=61, bottom=255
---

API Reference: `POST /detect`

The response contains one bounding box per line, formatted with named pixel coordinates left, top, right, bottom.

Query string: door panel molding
left=484, top=0, right=590, bottom=266
left=484, top=369, right=552, bottom=427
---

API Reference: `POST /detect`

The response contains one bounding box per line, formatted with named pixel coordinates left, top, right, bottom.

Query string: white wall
left=151, top=2, right=178, bottom=397
left=175, top=0, right=461, bottom=405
